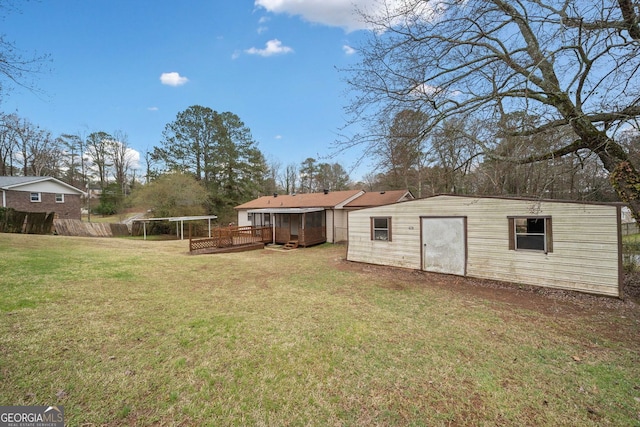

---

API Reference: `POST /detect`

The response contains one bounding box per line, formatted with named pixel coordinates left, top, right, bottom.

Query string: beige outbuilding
left=347, top=194, right=623, bottom=297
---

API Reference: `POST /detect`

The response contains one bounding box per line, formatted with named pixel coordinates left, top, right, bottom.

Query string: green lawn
left=0, top=233, right=639, bottom=426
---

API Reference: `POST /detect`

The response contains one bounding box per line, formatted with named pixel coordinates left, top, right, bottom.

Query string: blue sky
left=1, top=0, right=385, bottom=180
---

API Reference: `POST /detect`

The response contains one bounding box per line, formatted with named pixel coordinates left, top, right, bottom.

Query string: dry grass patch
left=0, top=234, right=639, bottom=426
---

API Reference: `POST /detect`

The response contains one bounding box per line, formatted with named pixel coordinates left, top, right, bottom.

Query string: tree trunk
left=608, top=158, right=640, bottom=223
left=559, top=100, right=640, bottom=223
left=586, top=131, right=640, bottom=222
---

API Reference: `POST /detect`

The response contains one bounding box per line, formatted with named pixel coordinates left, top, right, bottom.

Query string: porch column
left=271, top=213, right=275, bottom=244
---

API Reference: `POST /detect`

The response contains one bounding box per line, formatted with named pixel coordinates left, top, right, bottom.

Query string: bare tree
left=0, top=112, right=17, bottom=175
left=111, top=130, right=134, bottom=195
left=28, top=129, right=60, bottom=176
left=374, top=110, right=425, bottom=192
left=429, top=118, right=481, bottom=194
left=284, top=162, right=298, bottom=194
left=0, top=1, right=50, bottom=98
left=264, top=157, right=281, bottom=194
left=85, top=131, right=113, bottom=190
left=359, top=171, right=381, bottom=192
left=9, top=115, right=58, bottom=176
left=343, top=0, right=640, bottom=220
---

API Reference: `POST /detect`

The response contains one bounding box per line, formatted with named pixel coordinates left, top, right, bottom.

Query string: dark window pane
left=373, top=217, right=388, bottom=229
left=517, top=235, right=545, bottom=251
left=527, top=218, right=545, bottom=233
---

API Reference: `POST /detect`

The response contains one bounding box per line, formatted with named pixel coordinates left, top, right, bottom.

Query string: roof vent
left=323, top=189, right=329, bottom=194
left=273, top=193, right=278, bottom=198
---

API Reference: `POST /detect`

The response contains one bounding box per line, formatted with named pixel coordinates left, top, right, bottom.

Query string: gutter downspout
left=1, top=190, right=5, bottom=207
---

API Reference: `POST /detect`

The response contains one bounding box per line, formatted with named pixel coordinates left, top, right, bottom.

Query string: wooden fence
left=189, top=226, right=271, bottom=252
left=54, top=219, right=129, bottom=237
left=0, top=208, right=55, bottom=234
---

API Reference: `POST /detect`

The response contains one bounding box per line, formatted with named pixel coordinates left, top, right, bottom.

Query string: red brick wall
left=3, top=190, right=82, bottom=220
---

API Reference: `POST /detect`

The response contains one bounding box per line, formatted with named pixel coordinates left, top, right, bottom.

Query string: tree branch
left=562, top=0, right=640, bottom=40
left=515, top=139, right=589, bottom=164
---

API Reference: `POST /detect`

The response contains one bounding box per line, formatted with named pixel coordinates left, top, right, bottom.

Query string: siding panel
left=347, top=195, right=621, bottom=297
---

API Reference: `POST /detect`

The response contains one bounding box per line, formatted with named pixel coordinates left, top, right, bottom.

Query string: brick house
left=0, top=176, right=85, bottom=220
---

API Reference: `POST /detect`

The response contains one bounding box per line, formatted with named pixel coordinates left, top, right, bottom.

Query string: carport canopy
left=132, top=215, right=218, bottom=240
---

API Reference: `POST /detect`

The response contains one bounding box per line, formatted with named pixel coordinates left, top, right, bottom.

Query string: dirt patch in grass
left=623, top=270, right=640, bottom=302
left=336, top=258, right=640, bottom=322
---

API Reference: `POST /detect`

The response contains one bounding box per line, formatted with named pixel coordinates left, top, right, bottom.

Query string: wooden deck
left=189, top=226, right=271, bottom=254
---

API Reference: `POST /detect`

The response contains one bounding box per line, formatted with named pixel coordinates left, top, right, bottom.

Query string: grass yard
left=0, top=233, right=639, bottom=426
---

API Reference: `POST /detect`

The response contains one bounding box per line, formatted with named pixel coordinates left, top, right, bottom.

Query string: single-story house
left=347, top=194, right=623, bottom=297
left=340, top=190, right=414, bottom=241
left=0, top=176, right=85, bottom=220
left=235, top=189, right=413, bottom=246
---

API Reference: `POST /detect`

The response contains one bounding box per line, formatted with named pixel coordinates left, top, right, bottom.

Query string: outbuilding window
left=508, top=216, right=552, bottom=253
left=55, top=193, right=64, bottom=203
left=371, top=217, right=392, bottom=241
left=30, top=192, right=41, bottom=202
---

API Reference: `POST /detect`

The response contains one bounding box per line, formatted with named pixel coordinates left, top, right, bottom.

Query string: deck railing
left=189, top=226, right=271, bottom=252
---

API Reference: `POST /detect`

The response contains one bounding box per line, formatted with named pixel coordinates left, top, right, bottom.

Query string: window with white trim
left=371, top=217, right=392, bottom=241
left=30, top=192, right=41, bottom=202
left=55, top=193, right=65, bottom=203
left=508, top=216, right=553, bottom=253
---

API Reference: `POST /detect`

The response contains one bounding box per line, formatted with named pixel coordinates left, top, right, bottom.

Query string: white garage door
left=421, top=217, right=466, bottom=276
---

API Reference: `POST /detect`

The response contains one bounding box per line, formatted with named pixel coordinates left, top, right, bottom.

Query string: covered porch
left=248, top=207, right=326, bottom=247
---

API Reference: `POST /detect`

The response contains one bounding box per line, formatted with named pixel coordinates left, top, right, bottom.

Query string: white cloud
left=160, top=72, right=189, bottom=86
left=342, top=44, right=356, bottom=55
left=255, top=0, right=433, bottom=32
left=147, top=106, right=159, bottom=111
left=126, top=147, right=142, bottom=171
left=245, top=39, right=294, bottom=57
left=254, top=0, right=372, bottom=32
left=410, top=83, right=461, bottom=99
